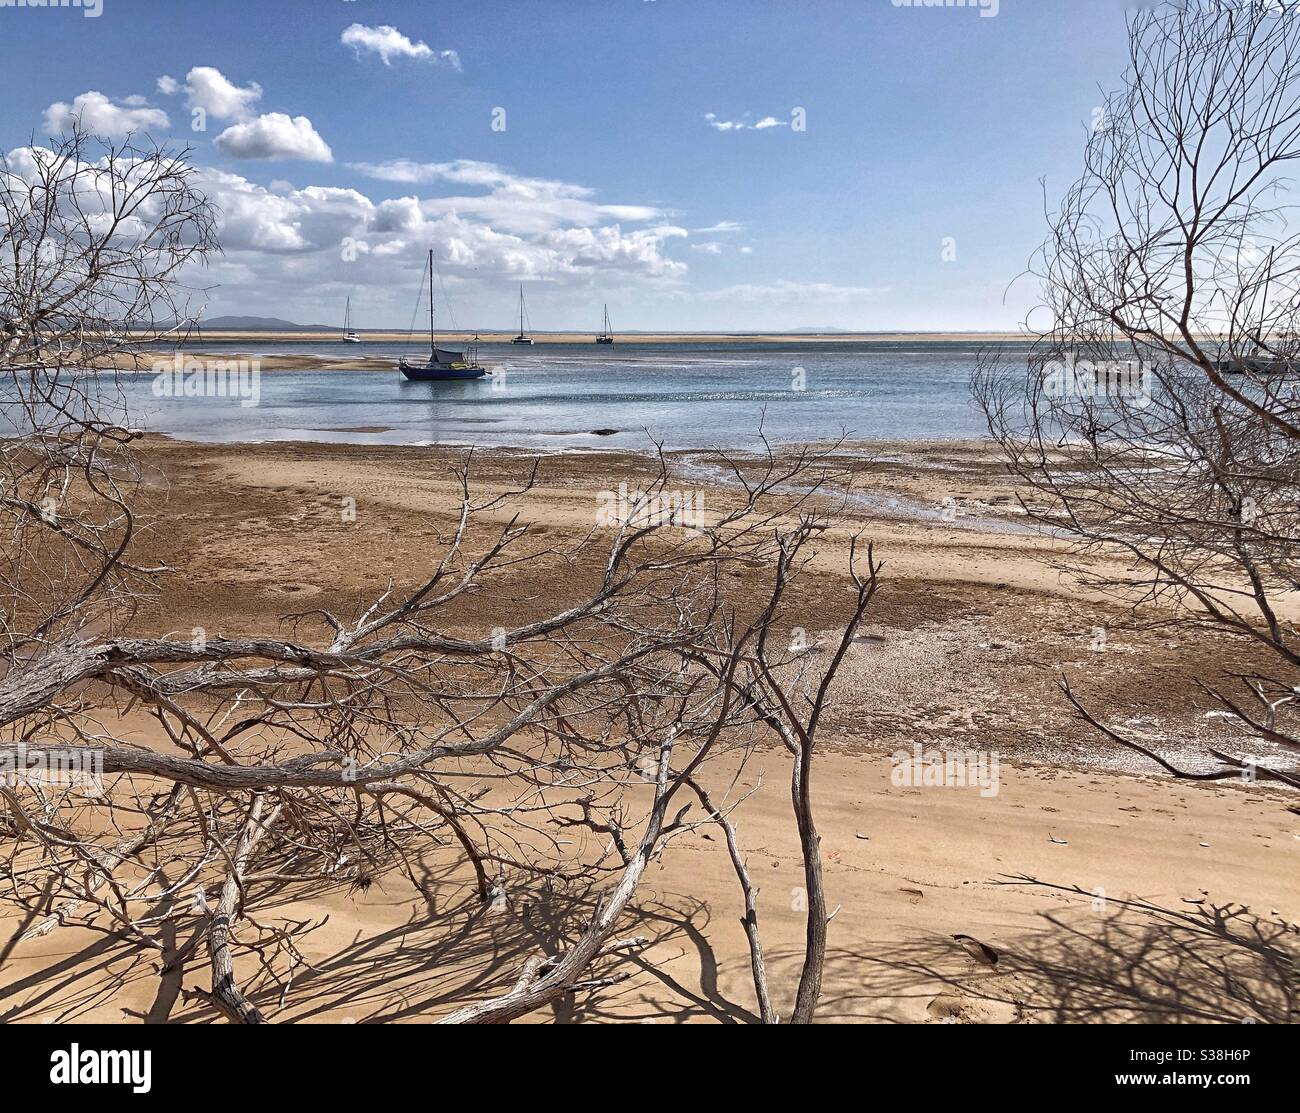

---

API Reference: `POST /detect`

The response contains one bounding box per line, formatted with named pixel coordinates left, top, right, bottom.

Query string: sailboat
left=342, top=297, right=361, bottom=343
left=596, top=303, right=614, bottom=345
left=397, top=251, right=487, bottom=382
left=512, top=284, right=534, bottom=345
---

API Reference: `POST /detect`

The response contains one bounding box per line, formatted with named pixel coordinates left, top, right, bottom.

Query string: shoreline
left=148, top=330, right=1035, bottom=346
left=104, top=336, right=1021, bottom=375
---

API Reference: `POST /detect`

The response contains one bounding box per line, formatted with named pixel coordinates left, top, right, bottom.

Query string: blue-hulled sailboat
left=398, top=250, right=487, bottom=382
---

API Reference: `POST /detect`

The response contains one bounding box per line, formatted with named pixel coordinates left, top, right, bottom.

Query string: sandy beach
left=2, top=435, right=1295, bottom=1024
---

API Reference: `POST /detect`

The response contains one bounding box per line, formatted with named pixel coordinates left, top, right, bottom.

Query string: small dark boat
left=398, top=250, right=487, bottom=382
left=1211, top=356, right=1300, bottom=376
left=596, top=303, right=614, bottom=345
left=399, top=355, right=486, bottom=382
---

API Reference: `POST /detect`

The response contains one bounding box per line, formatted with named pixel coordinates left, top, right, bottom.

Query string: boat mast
left=434, top=249, right=444, bottom=358
left=519, top=283, right=525, bottom=338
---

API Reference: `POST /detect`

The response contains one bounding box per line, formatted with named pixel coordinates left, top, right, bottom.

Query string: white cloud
left=704, top=114, right=746, bottom=132
left=694, top=221, right=745, bottom=233
left=691, top=242, right=723, bottom=254
left=2, top=143, right=190, bottom=250
left=178, top=161, right=687, bottom=322
left=347, top=158, right=505, bottom=186
left=155, top=68, right=326, bottom=163
left=533, top=223, right=688, bottom=277
left=373, top=196, right=424, bottom=233
left=196, top=168, right=314, bottom=251
left=704, top=112, right=790, bottom=132
left=214, top=113, right=334, bottom=162
left=349, top=158, right=663, bottom=235
left=340, top=23, right=460, bottom=69
left=157, top=67, right=262, bottom=123
left=2, top=139, right=681, bottom=315
left=42, top=91, right=170, bottom=138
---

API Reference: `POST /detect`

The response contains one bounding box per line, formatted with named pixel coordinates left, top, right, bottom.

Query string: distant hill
left=201, top=315, right=334, bottom=331
left=201, top=318, right=863, bottom=334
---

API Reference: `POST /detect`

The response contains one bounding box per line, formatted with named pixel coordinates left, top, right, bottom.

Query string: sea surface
left=42, top=339, right=1031, bottom=453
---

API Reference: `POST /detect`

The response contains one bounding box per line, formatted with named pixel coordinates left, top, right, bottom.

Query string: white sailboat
left=512, top=284, right=534, bottom=345
left=596, top=303, right=614, bottom=345
left=342, top=297, right=361, bottom=343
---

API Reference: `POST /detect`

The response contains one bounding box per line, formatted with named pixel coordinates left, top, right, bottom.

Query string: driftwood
left=206, top=796, right=281, bottom=1024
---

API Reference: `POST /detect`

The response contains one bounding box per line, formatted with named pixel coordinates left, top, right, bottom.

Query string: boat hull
left=596, top=337, right=614, bottom=345
left=1212, top=358, right=1299, bottom=376
left=398, top=360, right=487, bottom=382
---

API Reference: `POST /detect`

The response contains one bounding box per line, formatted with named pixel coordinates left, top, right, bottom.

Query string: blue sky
left=2, top=0, right=1144, bottom=331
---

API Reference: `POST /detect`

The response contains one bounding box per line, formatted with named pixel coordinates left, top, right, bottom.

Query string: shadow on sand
left=3, top=873, right=1294, bottom=1024
left=811, top=884, right=1297, bottom=1024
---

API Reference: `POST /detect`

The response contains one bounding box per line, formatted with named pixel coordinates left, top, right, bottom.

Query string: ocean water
left=60, top=339, right=1027, bottom=452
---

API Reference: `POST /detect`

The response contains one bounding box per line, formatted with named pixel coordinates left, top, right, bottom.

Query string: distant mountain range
left=200, top=315, right=335, bottom=331
left=197, top=316, right=866, bottom=335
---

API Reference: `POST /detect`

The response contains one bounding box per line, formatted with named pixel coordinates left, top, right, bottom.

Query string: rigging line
left=431, top=253, right=462, bottom=334
left=403, top=254, right=427, bottom=361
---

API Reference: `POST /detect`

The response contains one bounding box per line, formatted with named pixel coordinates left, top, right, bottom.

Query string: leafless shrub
left=0, top=130, right=875, bottom=1023
left=974, top=1, right=1300, bottom=787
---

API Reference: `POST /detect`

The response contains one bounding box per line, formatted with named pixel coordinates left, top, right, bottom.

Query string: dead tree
left=973, top=1, right=1300, bottom=788
left=0, top=130, right=874, bottom=1022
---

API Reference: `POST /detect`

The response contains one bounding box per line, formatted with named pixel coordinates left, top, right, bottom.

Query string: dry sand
left=1, top=436, right=1296, bottom=1023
